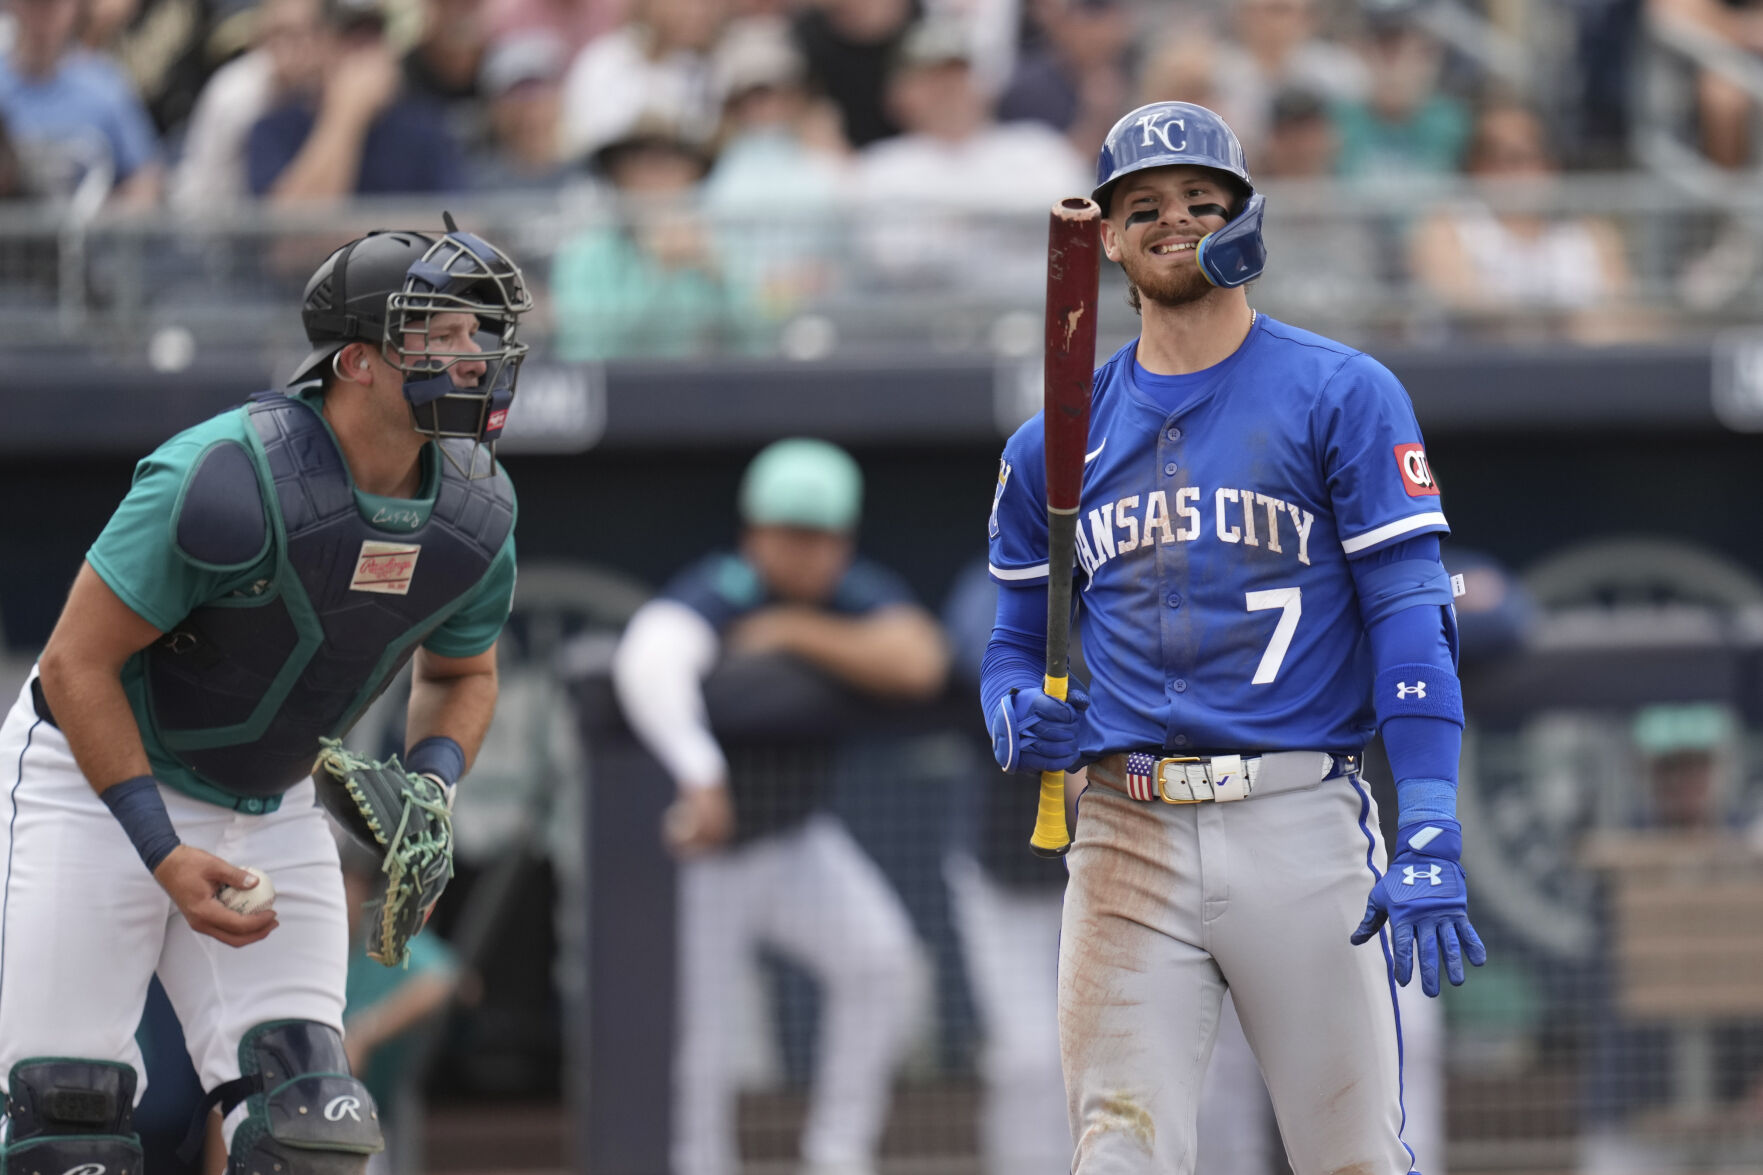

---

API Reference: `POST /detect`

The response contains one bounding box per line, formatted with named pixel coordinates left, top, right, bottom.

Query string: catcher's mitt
left=314, top=739, right=455, bottom=966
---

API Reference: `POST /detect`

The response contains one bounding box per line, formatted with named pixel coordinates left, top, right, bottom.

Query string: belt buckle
left=1155, top=756, right=1210, bottom=804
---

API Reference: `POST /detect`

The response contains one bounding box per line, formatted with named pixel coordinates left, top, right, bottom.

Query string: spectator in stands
left=855, top=17, right=1089, bottom=293
left=1247, top=87, right=1392, bottom=320
left=79, top=0, right=217, bottom=135
left=1257, top=84, right=1336, bottom=177
left=559, top=0, right=726, bottom=162
left=403, top=0, right=493, bottom=149
left=791, top=0, right=917, bottom=148
left=552, top=117, right=760, bottom=358
left=1204, top=0, right=1367, bottom=157
left=1408, top=101, right=1640, bottom=344
left=247, top=0, right=465, bottom=200
left=172, top=0, right=326, bottom=212
left=612, top=438, right=938, bottom=1175
left=702, top=19, right=845, bottom=323
left=485, top=0, right=622, bottom=58
left=0, top=0, right=164, bottom=206
left=1332, top=0, right=1469, bottom=182
left=1651, top=0, right=1763, bottom=168
left=996, top=0, right=1135, bottom=158
left=1137, top=18, right=1235, bottom=120
left=468, top=31, right=570, bottom=190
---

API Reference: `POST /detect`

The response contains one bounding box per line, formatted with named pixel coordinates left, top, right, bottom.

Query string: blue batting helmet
left=1092, top=101, right=1267, bottom=288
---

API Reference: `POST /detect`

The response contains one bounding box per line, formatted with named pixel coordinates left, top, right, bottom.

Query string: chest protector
left=144, top=395, right=514, bottom=798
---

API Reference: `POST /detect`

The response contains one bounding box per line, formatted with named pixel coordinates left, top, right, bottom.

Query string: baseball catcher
left=0, top=218, right=529, bottom=1175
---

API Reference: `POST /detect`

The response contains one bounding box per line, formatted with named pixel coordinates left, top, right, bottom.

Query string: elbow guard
left=1373, top=664, right=1464, bottom=728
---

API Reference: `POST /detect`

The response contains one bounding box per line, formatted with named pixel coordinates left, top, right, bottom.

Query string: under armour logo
left=1135, top=112, right=1187, bottom=153
left=60, top=1165, right=107, bottom=1175
left=324, top=1095, right=363, bottom=1122
left=1396, top=681, right=1427, bottom=699
left=1402, top=864, right=1443, bottom=887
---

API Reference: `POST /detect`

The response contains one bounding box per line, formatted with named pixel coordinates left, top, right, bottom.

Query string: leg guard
left=226, top=1022, right=382, bottom=1175
left=1, top=1058, right=144, bottom=1175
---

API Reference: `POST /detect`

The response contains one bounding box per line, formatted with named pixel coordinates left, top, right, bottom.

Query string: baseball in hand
left=217, top=867, right=276, bottom=915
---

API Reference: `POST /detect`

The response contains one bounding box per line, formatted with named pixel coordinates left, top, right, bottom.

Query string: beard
left=1119, top=247, right=1215, bottom=310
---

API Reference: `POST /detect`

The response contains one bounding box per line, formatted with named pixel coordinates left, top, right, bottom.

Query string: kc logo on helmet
left=1135, top=113, right=1187, bottom=153
left=1394, top=443, right=1439, bottom=497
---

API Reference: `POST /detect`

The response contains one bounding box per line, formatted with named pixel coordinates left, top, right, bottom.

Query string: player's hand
left=663, top=784, right=734, bottom=859
left=153, top=846, right=279, bottom=948
left=989, top=680, right=1090, bottom=774
left=1350, top=817, right=1487, bottom=997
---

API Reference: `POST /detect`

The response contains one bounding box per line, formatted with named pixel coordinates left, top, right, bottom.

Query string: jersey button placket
left=1157, top=424, right=1190, bottom=749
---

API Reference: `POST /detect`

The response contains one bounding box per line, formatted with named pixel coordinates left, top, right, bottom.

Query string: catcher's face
left=396, top=310, right=488, bottom=388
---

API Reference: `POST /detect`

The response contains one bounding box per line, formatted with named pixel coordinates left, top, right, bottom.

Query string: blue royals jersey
left=987, top=314, right=1449, bottom=757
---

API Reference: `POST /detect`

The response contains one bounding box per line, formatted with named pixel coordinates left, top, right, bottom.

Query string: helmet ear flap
left=1194, top=192, right=1267, bottom=288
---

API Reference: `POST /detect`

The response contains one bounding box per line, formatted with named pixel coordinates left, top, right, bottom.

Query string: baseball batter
left=984, top=101, right=1486, bottom=1173
left=0, top=225, right=530, bottom=1175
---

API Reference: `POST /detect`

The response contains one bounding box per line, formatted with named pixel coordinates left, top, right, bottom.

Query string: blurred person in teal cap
left=1631, top=702, right=1738, bottom=831
left=612, top=438, right=949, bottom=1175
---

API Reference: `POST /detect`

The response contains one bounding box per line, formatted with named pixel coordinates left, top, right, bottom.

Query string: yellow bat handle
left=1028, top=673, right=1071, bottom=857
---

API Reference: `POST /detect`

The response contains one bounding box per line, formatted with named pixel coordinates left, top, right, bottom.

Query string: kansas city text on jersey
left=1075, top=485, right=1315, bottom=577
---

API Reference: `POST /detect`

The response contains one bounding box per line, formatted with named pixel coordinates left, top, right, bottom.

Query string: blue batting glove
left=1350, top=817, right=1488, bottom=997
left=990, top=680, right=1090, bottom=774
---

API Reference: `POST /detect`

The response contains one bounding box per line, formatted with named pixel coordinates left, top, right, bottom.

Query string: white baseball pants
left=1060, top=775, right=1415, bottom=1175
left=0, top=676, right=348, bottom=1138
left=672, top=813, right=920, bottom=1175
left=1199, top=954, right=1447, bottom=1174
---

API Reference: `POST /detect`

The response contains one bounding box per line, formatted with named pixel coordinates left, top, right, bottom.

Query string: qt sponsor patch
left=1394, top=443, right=1439, bottom=497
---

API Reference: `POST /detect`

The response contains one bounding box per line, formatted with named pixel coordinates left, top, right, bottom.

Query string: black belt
left=30, top=677, right=58, bottom=730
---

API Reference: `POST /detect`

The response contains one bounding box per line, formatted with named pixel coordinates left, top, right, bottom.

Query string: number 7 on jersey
left=1245, top=587, right=1301, bottom=684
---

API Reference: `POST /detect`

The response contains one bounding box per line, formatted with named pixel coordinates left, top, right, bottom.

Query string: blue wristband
left=405, top=736, right=465, bottom=787
left=100, top=775, right=181, bottom=873
left=1395, top=776, right=1458, bottom=825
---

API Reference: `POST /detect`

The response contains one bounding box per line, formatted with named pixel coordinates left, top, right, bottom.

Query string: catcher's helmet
left=290, top=220, right=534, bottom=466
left=1093, top=101, right=1267, bottom=289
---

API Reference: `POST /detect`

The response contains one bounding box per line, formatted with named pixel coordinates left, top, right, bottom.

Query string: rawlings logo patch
left=351, top=541, right=420, bottom=595
left=1394, top=443, right=1439, bottom=497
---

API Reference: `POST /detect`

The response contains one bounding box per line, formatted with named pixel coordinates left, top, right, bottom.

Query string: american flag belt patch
left=1123, top=752, right=1161, bottom=802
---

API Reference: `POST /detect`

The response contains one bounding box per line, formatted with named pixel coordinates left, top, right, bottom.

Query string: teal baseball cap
left=739, top=438, right=863, bottom=532
left=1632, top=703, right=1735, bottom=756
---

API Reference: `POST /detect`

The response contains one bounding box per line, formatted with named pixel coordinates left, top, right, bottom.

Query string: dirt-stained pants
left=1059, top=775, right=1419, bottom=1175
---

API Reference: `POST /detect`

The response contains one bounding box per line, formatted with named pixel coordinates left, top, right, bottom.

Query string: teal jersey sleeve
left=421, top=530, right=517, bottom=658
left=86, top=415, right=269, bottom=631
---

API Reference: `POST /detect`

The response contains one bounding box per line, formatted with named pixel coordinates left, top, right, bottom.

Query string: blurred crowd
left=4, top=0, right=1763, bottom=348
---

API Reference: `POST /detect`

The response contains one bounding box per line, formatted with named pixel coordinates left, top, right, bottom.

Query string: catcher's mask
left=290, top=214, right=534, bottom=477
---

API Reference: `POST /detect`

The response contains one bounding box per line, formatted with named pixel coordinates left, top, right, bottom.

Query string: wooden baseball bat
left=1030, top=197, right=1102, bottom=859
